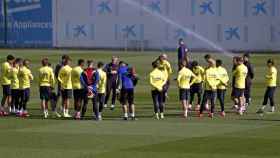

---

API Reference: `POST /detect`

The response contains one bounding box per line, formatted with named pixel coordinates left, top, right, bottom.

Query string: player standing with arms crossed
left=18, top=59, right=33, bottom=117
left=97, top=62, right=107, bottom=120
left=38, top=58, right=56, bottom=118
left=58, top=56, right=72, bottom=118
left=216, top=59, right=229, bottom=117
left=243, top=53, right=254, bottom=108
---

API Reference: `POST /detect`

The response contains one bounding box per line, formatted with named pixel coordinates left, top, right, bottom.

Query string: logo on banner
left=2, top=0, right=41, bottom=14
left=191, top=0, right=222, bottom=16
left=65, top=23, right=95, bottom=40
left=122, top=25, right=137, bottom=38
left=225, top=27, right=240, bottom=40
left=115, top=24, right=144, bottom=40
left=148, top=1, right=161, bottom=13
left=244, top=0, right=276, bottom=16
left=200, top=1, right=214, bottom=15
left=98, top=1, right=112, bottom=14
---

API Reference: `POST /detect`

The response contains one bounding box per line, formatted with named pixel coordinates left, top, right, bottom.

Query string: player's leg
left=63, top=90, right=72, bottom=118
left=98, top=93, right=105, bottom=120
left=120, top=89, right=128, bottom=120
left=158, top=91, right=164, bottom=119
left=269, top=87, right=276, bottom=112
left=40, top=87, right=47, bottom=118
left=92, top=93, right=99, bottom=120
left=199, top=91, right=207, bottom=116
left=110, top=82, right=117, bottom=110
left=245, top=85, right=251, bottom=107
left=180, top=89, right=188, bottom=118
left=209, top=91, right=216, bottom=118
left=258, top=87, right=269, bottom=113
left=128, top=89, right=136, bottom=120
left=189, top=86, right=195, bottom=108
left=81, top=90, right=88, bottom=118
left=10, top=89, right=16, bottom=114
left=151, top=90, right=159, bottom=119
left=22, top=88, right=30, bottom=117
left=104, top=81, right=112, bottom=108
left=0, top=85, right=11, bottom=115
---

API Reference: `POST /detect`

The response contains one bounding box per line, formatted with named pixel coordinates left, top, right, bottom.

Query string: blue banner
left=0, top=0, right=52, bottom=47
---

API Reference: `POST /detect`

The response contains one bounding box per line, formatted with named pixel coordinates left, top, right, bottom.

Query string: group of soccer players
left=0, top=55, right=138, bottom=120
left=149, top=39, right=278, bottom=119
left=0, top=42, right=277, bottom=120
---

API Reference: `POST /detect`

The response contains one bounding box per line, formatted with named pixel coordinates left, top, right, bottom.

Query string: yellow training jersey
left=233, top=64, right=248, bottom=89
left=177, top=67, right=196, bottom=89
left=159, top=60, right=173, bottom=78
left=266, top=66, right=277, bottom=87
left=18, top=66, right=33, bottom=89
left=58, top=65, right=72, bottom=90
left=192, top=66, right=205, bottom=84
left=38, top=66, right=55, bottom=87
left=71, top=66, right=83, bottom=89
left=204, top=66, right=219, bottom=91
left=216, top=66, right=229, bottom=90
left=10, top=67, right=19, bottom=89
left=149, top=68, right=166, bottom=91
left=1, top=62, right=12, bottom=85
left=97, top=68, right=107, bottom=94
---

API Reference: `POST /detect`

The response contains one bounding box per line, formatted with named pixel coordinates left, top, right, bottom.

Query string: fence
left=0, top=0, right=280, bottom=51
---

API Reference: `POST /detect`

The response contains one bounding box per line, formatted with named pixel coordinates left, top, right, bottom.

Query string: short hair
left=78, top=59, right=85, bottom=66
left=178, top=38, right=184, bottom=42
left=62, top=54, right=69, bottom=60
left=204, top=54, right=212, bottom=60
left=216, top=59, right=222, bottom=67
left=243, top=53, right=250, bottom=58
left=87, top=60, right=94, bottom=66
left=191, top=60, right=198, bottom=67
left=7, top=55, right=15, bottom=61
left=23, top=59, right=30, bottom=66
left=15, top=58, right=22, bottom=64
left=42, top=58, right=49, bottom=66
left=97, top=61, right=104, bottom=68
left=267, top=59, right=274, bottom=65
left=152, top=60, right=159, bottom=68
left=236, top=56, right=244, bottom=62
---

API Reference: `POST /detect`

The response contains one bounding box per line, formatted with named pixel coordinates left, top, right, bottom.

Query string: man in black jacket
left=243, top=53, right=254, bottom=107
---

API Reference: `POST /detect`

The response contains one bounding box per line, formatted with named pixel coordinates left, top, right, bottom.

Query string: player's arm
left=28, top=70, right=34, bottom=81
left=50, top=70, right=56, bottom=88
left=190, top=72, right=198, bottom=86
left=177, top=72, right=182, bottom=87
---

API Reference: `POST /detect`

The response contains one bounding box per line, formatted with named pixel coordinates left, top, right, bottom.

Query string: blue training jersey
left=118, top=66, right=134, bottom=90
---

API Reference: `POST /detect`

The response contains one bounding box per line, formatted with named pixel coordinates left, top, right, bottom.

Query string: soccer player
left=38, top=58, right=56, bottom=118
left=97, top=62, right=107, bottom=120
left=71, top=59, right=85, bottom=119
left=216, top=59, right=229, bottom=117
left=80, top=60, right=100, bottom=120
left=231, top=56, right=239, bottom=110
left=177, top=60, right=197, bottom=118
left=257, top=59, right=278, bottom=113
left=199, top=59, right=219, bottom=118
left=177, top=38, right=189, bottom=70
left=18, top=59, right=33, bottom=117
left=10, top=58, right=21, bottom=114
left=158, top=54, right=173, bottom=108
left=149, top=60, right=167, bottom=119
left=0, top=55, right=15, bottom=116
left=190, top=61, right=204, bottom=111
left=58, top=56, right=72, bottom=118
left=243, top=53, right=254, bottom=107
left=118, top=61, right=138, bottom=120
left=104, top=56, right=119, bottom=110
left=54, top=55, right=68, bottom=112
left=232, top=57, right=248, bottom=115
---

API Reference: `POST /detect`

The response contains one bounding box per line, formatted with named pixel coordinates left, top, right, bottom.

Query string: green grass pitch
left=0, top=49, right=279, bottom=158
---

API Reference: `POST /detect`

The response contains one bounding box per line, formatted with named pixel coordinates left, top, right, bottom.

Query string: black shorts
left=190, top=83, right=202, bottom=94
left=179, top=89, right=190, bottom=101
left=73, top=89, right=84, bottom=100
left=19, top=88, right=30, bottom=102
left=233, top=88, right=245, bottom=98
left=120, top=88, right=134, bottom=105
left=2, top=85, right=11, bottom=96
left=61, top=89, right=72, bottom=99
left=11, top=89, right=19, bottom=98
left=40, top=86, right=51, bottom=101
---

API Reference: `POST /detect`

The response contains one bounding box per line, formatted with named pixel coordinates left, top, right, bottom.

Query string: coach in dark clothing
left=104, top=56, right=119, bottom=110
left=243, top=53, right=254, bottom=106
left=177, top=38, right=189, bottom=71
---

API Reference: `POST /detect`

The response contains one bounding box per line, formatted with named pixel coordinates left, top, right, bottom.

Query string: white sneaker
left=44, top=111, right=48, bottom=119
left=160, top=113, right=164, bottom=119
left=54, top=112, right=62, bottom=118
left=63, top=113, right=72, bottom=118
left=188, top=104, right=192, bottom=111
left=155, top=113, right=159, bottom=120
left=184, top=111, right=188, bottom=118
left=271, top=106, right=275, bottom=113
left=110, top=105, right=115, bottom=110
left=104, top=104, right=108, bottom=108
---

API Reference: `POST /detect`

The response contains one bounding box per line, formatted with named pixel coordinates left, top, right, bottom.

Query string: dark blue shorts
left=233, top=88, right=245, bottom=98
left=190, top=83, right=202, bottom=94
left=179, top=89, right=190, bottom=101
left=120, top=88, right=134, bottom=105
left=40, top=86, right=51, bottom=101
left=19, top=88, right=30, bottom=102
left=2, top=85, right=11, bottom=96
left=61, top=89, right=72, bottom=99
left=73, top=89, right=84, bottom=100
